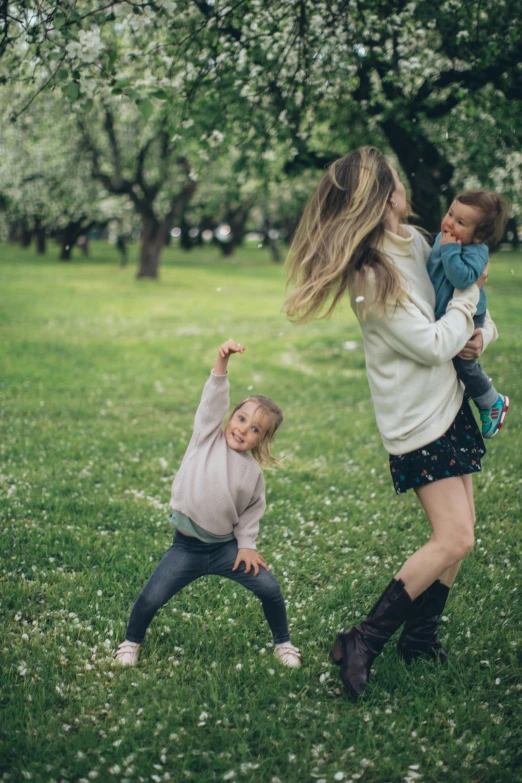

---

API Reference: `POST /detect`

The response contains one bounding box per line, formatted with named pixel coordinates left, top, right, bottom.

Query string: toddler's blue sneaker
left=480, top=394, right=509, bottom=439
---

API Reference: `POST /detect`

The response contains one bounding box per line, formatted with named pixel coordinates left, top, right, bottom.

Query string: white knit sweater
left=351, top=227, right=497, bottom=455
left=169, top=372, right=265, bottom=549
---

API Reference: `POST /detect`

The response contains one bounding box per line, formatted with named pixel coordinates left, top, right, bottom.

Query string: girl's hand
left=232, top=548, right=268, bottom=577
left=440, top=230, right=461, bottom=245
left=476, top=262, right=490, bottom=290
left=214, top=339, right=245, bottom=375
left=219, top=339, right=245, bottom=359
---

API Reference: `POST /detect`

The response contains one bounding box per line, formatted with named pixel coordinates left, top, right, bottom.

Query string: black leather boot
left=397, top=580, right=449, bottom=664
left=329, top=578, right=414, bottom=699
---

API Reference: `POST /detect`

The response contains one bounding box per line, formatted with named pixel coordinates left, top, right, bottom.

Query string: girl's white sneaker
left=274, top=642, right=301, bottom=668
left=115, top=640, right=140, bottom=666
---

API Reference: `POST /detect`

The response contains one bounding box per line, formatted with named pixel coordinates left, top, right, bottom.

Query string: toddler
left=116, top=340, right=301, bottom=668
left=427, top=190, right=510, bottom=438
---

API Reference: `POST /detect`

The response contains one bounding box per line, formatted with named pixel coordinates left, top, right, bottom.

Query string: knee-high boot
left=397, top=580, right=449, bottom=664
left=330, top=578, right=414, bottom=699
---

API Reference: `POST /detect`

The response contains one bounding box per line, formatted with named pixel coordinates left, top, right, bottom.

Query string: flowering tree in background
left=1, top=0, right=521, bottom=271
left=0, top=98, right=124, bottom=258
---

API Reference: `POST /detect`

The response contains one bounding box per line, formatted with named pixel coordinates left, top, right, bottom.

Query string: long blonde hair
left=228, top=395, right=283, bottom=469
left=283, top=146, right=407, bottom=321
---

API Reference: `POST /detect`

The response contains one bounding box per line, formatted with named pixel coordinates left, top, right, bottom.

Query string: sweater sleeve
left=366, top=286, right=479, bottom=367
left=233, top=473, right=265, bottom=550
left=192, top=371, right=230, bottom=445
left=440, top=242, right=489, bottom=289
left=478, top=309, right=499, bottom=353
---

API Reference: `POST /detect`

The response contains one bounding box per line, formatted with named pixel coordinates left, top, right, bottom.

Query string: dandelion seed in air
left=355, top=296, right=365, bottom=303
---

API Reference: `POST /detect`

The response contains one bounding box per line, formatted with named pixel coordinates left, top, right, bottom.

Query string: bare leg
left=437, top=473, right=476, bottom=587
left=395, top=476, right=475, bottom=599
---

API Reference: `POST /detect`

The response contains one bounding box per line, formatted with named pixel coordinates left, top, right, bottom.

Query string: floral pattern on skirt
left=389, top=399, right=486, bottom=495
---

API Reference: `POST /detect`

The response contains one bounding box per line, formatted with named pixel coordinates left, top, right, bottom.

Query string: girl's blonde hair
left=228, top=395, right=283, bottom=469
left=455, top=190, right=511, bottom=245
left=283, top=146, right=408, bottom=321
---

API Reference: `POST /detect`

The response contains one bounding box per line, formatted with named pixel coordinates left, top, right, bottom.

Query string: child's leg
left=452, top=355, right=499, bottom=410
left=454, top=312, right=500, bottom=410
left=209, top=540, right=291, bottom=645
left=125, top=532, right=205, bottom=643
left=452, top=355, right=509, bottom=438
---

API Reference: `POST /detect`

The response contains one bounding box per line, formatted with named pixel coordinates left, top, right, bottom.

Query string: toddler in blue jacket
left=427, top=190, right=510, bottom=438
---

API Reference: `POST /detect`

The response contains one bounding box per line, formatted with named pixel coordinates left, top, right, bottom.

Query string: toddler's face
left=441, top=200, right=483, bottom=245
left=225, top=402, right=271, bottom=454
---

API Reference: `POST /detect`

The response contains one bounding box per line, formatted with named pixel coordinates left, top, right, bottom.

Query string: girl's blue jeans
left=125, top=531, right=290, bottom=645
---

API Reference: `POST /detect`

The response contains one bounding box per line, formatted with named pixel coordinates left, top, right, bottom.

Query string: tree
left=0, top=100, right=120, bottom=258
left=78, top=100, right=199, bottom=277
left=182, top=0, right=522, bottom=230
left=3, top=0, right=521, bottom=240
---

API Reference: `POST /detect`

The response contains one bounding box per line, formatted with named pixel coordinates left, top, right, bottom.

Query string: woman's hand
left=232, top=548, right=268, bottom=577
left=475, top=262, right=490, bottom=290
left=457, top=328, right=484, bottom=360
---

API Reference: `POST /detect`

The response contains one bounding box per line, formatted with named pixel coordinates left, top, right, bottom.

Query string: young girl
left=427, top=190, right=510, bottom=438
left=284, top=147, right=495, bottom=698
left=116, top=340, right=301, bottom=668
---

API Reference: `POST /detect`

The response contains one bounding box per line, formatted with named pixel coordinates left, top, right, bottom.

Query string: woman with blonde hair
left=284, top=146, right=496, bottom=698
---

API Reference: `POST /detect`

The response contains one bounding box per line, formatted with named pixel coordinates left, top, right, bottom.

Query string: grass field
left=1, top=240, right=521, bottom=783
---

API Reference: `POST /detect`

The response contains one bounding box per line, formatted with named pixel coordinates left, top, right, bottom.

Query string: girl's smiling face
left=224, top=401, right=271, bottom=453
left=441, top=200, right=484, bottom=245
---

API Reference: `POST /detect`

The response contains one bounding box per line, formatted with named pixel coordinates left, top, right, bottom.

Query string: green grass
left=1, top=240, right=521, bottom=783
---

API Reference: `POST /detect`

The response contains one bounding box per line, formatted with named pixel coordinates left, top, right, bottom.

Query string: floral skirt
left=389, top=400, right=486, bottom=495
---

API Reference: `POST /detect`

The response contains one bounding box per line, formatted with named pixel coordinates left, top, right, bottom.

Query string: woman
left=284, top=146, right=496, bottom=698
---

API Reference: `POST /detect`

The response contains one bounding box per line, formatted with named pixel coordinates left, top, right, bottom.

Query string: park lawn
left=1, top=241, right=521, bottom=783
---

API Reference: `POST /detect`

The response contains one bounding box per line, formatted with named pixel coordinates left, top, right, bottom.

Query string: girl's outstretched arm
left=214, top=339, right=245, bottom=376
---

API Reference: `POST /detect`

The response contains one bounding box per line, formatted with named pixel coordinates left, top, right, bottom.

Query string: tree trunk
left=215, top=239, right=235, bottom=256
left=179, top=214, right=192, bottom=251
left=137, top=216, right=168, bottom=279
left=60, top=243, right=73, bottom=261
left=20, top=226, right=32, bottom=247
left=8, top=220, right=20, bottom=243
left=59, top=222, right=80, bottom=260
left=267, top=237, right=282, bottom=262
left=381, top=120, right=454, bottom=235
left=35, top=223, right=46, bottom=254
left=58, top=218, right=96, bottom=261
